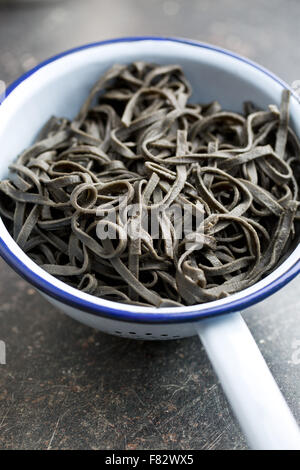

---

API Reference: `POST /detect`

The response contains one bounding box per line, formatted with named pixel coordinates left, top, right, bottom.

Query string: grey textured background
left=0, top=0, right=299, bottom=450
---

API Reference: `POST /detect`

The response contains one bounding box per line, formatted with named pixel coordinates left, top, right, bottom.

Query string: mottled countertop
left=0, top=0, right=299, bottom=450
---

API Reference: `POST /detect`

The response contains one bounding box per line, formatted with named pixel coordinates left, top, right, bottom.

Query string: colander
left=0, top=37, right=300, bottom=450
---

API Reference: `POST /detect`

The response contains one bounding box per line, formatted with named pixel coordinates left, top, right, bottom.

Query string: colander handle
left=196, top=312, right=300, bottom=450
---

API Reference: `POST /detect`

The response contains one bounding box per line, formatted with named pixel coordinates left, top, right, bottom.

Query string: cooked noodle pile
left=0, top=62, right=299, bottom=307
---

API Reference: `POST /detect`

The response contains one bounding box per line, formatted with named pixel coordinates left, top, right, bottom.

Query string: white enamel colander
left=0, top=37, right=300, bottom=450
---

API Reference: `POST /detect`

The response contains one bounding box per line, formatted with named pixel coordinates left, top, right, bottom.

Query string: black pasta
left=0, top=62, right=299, bottom=307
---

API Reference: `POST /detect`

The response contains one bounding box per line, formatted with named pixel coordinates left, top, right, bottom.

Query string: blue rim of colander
left=0, top=36, right=300, bottom=324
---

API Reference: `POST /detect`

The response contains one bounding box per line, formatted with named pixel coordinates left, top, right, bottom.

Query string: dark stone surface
left=0, top=0, right=299, bottom=450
